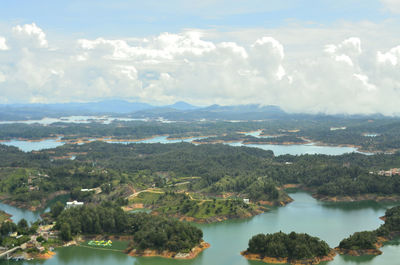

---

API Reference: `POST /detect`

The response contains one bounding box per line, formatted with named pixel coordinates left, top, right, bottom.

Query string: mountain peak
left=168, top=101, right=199, bottom=110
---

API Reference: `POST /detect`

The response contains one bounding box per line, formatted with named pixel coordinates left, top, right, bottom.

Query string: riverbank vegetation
left=0, top=210, right=10, bottom=223
left=0, top=218, right=35, bottom=248
left=336, top=205, right=400, bottom=256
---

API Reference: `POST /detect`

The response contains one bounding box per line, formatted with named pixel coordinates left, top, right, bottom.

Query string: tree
left=17, top=218, right=28, bottom=233
left=60, top=223, right=72, bottom=241
left=51, top=201, right=65, bottom=218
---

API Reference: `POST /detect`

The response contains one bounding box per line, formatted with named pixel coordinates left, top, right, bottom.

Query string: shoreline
left=1, top=190, right=69, bottom=211
left=127, top=241, right=210, bottom=259
left=334, top=236, right=389, bottom=256
left=0, top=209, right=12, bottom=222
left=166, top=135, right=215, bottom=140
left=241, top=249, right=336, bottom=265
left=312, top=193, right=400, bottom=203
left=242, top=140, right=307, bottom=145
left=170, top=207, right=266, bottom=224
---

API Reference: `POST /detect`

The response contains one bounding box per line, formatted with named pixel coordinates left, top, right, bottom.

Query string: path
left=0, top=246, right=21, bottom=259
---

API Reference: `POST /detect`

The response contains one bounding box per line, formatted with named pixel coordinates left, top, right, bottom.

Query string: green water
left=1, top=191, right=399, bottom=265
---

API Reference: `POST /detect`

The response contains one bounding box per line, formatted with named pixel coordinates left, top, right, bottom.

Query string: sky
left=0, top=0, right=400, bottom=115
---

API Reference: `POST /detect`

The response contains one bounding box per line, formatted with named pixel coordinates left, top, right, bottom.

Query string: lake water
left=1, top=191, right=399, bottom=265
left=1, top=135, right=360, bottom=156
left=108, top=136, right=206, bottom=144
left=0, top=116, right=147, bottom=125
left=1, top=139, right=65, bottom=152
left=227, top=142, right=359, bottom=156
left=0, top=202, right=43, bottom=224
left=0, top=195, right=69, bottom=224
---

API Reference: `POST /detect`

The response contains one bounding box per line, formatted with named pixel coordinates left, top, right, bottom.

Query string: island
left=335, top=231, right=383, bottom=256
left=241, top=231, right=336, bottom=265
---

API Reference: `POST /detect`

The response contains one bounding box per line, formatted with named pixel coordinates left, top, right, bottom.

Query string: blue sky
left=0, top=0, right=393, bottom=37
left=0, top=0, right=400, bottom=115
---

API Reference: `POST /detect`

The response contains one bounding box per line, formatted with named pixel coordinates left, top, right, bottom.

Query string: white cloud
left=353, top=74, right=377, bottom=91
left=334, top=54, right=354, bottom=66
left=324, top=37, right=362, bottom=67
left=1, top=23, right=400, bottom=115
left=12, top=23, right=48, bottom=48
left=0, top=36, right=8, bottom=50
left=381, top=0, right=400, bottom=13
left=377, top=46, right=400, bottom=65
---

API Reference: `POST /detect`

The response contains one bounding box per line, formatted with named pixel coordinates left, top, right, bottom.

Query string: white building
left=66, top=200, right=84, bottom=208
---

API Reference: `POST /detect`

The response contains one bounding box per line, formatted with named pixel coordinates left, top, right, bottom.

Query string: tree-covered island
left=241, top=231, right=336, bottom=265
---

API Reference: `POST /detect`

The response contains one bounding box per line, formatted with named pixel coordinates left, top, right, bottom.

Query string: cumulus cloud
left=377, top=46, right=400, bottom=66
left=1, top=23, right=400, bottom=115
left=12, top=23, right=48, bottom=48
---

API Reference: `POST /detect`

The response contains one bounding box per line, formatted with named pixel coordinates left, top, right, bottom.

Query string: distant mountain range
left=0, top=100, right=287, bottom=121
left=0, top=100, right=388, bottom=121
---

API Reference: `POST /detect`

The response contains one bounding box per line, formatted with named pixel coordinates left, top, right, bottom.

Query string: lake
left=0, top=195, right=69, bottom=224
left=0, top=116, right=148, bottom=125
left=1, top=139, right=65, bottom=152
left=1, top=191, right=399, bottom=265
left=1, top=135, right=360, bottom=156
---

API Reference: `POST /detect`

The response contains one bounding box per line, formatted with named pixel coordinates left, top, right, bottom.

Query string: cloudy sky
left=1, top=0, right=400, bottom=115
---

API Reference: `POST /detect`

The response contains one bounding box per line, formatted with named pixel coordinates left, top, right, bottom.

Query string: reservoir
left=1, top=191, right=399, bottom=265
left=0, top=195, right=69, bottom=224
left=2, top=136, right=359, bottom=156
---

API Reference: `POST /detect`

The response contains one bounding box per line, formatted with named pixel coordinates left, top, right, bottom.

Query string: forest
left=1, top=140, right=400, bottom=220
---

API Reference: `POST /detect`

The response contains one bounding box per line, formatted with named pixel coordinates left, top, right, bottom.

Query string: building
left=378, top=168, right=400, bottom=177
left=66, top=200, right=84, bottom=208
left=243, top=198, right=250, bottom=204
left=330, top=126, right=347, bottom=131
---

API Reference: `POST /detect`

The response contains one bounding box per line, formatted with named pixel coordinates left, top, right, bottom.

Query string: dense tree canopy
left=55, top=203, right=203, bottom=252
left=247, top=232, right=330, bottom=260
left=339, top=231, right=377, bottom=250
